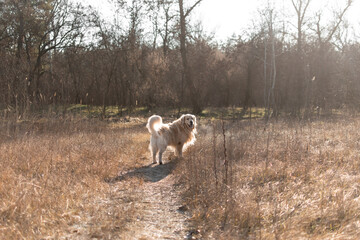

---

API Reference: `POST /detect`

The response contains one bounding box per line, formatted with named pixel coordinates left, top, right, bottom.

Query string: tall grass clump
left=0, top=115, right=148, bottom=239
left=180, top=117, right=360, bottom=239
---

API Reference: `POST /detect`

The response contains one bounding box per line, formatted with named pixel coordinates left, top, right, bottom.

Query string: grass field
left=180, top=116, right=360, bottom=239
left=1, top=109, right=360, bottom=239
left=0, top=116, right=149, bottom=239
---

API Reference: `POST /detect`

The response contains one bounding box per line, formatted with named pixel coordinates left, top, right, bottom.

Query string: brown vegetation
left=2, top=0, right=360, bottom=238
left=181, top=115, right=360, bottom=239
left=1, top=0, right=359, bottom=119
left=2, top=111, right=360, bottom=239
left=0, top=116, right=149, bottom=239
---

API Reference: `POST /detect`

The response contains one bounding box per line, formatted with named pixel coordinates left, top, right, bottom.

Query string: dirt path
left=66, top=157, right=194, bottom=239
left=115, top=160, right=192, bottom=239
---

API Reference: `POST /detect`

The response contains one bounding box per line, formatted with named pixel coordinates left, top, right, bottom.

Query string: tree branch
left=184, top=0, right=202, bottom=18
left=325, top=0, right=352, bottom=43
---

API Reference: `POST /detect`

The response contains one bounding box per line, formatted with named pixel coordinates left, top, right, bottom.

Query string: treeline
left=1, top=0, right=359, bottom=118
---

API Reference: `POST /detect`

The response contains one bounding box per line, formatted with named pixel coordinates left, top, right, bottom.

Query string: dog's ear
left=191, top=114, right=196, bottom=127
left=181, top=115, right=186, bottom=125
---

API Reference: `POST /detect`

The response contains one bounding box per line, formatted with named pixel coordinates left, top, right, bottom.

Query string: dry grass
left=0, top=116, right=149, bottom=239
left=180, top=117, right=360, bottom=239
left=3, top=113, right=360, bottom=239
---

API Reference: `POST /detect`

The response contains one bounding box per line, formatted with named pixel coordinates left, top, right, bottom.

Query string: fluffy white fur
left=146, top=114, right=197, bottom=164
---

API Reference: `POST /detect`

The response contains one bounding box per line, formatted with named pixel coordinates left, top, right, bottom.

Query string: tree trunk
left=178, top=0, right=202, bottom=114
left=243, top=62, right=253, bottom=112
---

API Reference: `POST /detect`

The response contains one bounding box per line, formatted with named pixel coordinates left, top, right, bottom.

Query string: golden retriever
left=146, top=114, right=197, bottom=164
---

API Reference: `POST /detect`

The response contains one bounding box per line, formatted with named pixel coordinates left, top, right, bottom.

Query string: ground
left=66, top=157, right=194, bottom=239
left=0, top=117, right=196, bottom=239
left=3, top=112, right=360, bottom=239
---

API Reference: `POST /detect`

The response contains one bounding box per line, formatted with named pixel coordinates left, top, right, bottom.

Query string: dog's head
left=181, top=114, right=196, bottom=130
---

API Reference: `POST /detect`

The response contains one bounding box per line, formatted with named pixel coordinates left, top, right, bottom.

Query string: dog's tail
left=146, top=115, right=162, bottom=135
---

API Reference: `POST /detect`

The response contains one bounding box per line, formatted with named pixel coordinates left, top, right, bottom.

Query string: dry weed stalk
left=181, top=117, right=360, bottom=239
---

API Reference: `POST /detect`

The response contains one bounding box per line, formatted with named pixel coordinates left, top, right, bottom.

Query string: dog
left=146, top=114, right=197, bottom=164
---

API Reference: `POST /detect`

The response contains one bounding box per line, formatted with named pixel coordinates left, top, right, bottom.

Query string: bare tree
left=1, top=0, right=360, bottom=118
left=292, top=0, right=311, bottom=53
left=260, top=2, right=278, bottom=119
left=1, top=0, right=85, bottom=117
left=159, top=1, right=176, bottom=56
left=291, top=0, right=311, bottom=116
left=178, top=0, right=203, bottom=114
left=241, top=33, right=262, bottom=113
left=309, top=0, right=353, bottom=113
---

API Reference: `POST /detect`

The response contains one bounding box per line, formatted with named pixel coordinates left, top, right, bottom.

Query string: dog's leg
left=176, top=144, right=183, bottom=157
left=158, top=149, right=165, bottom=165
left=151, top=145, right=158, bottom=164
left=152, top=151, right=157, bottom=164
